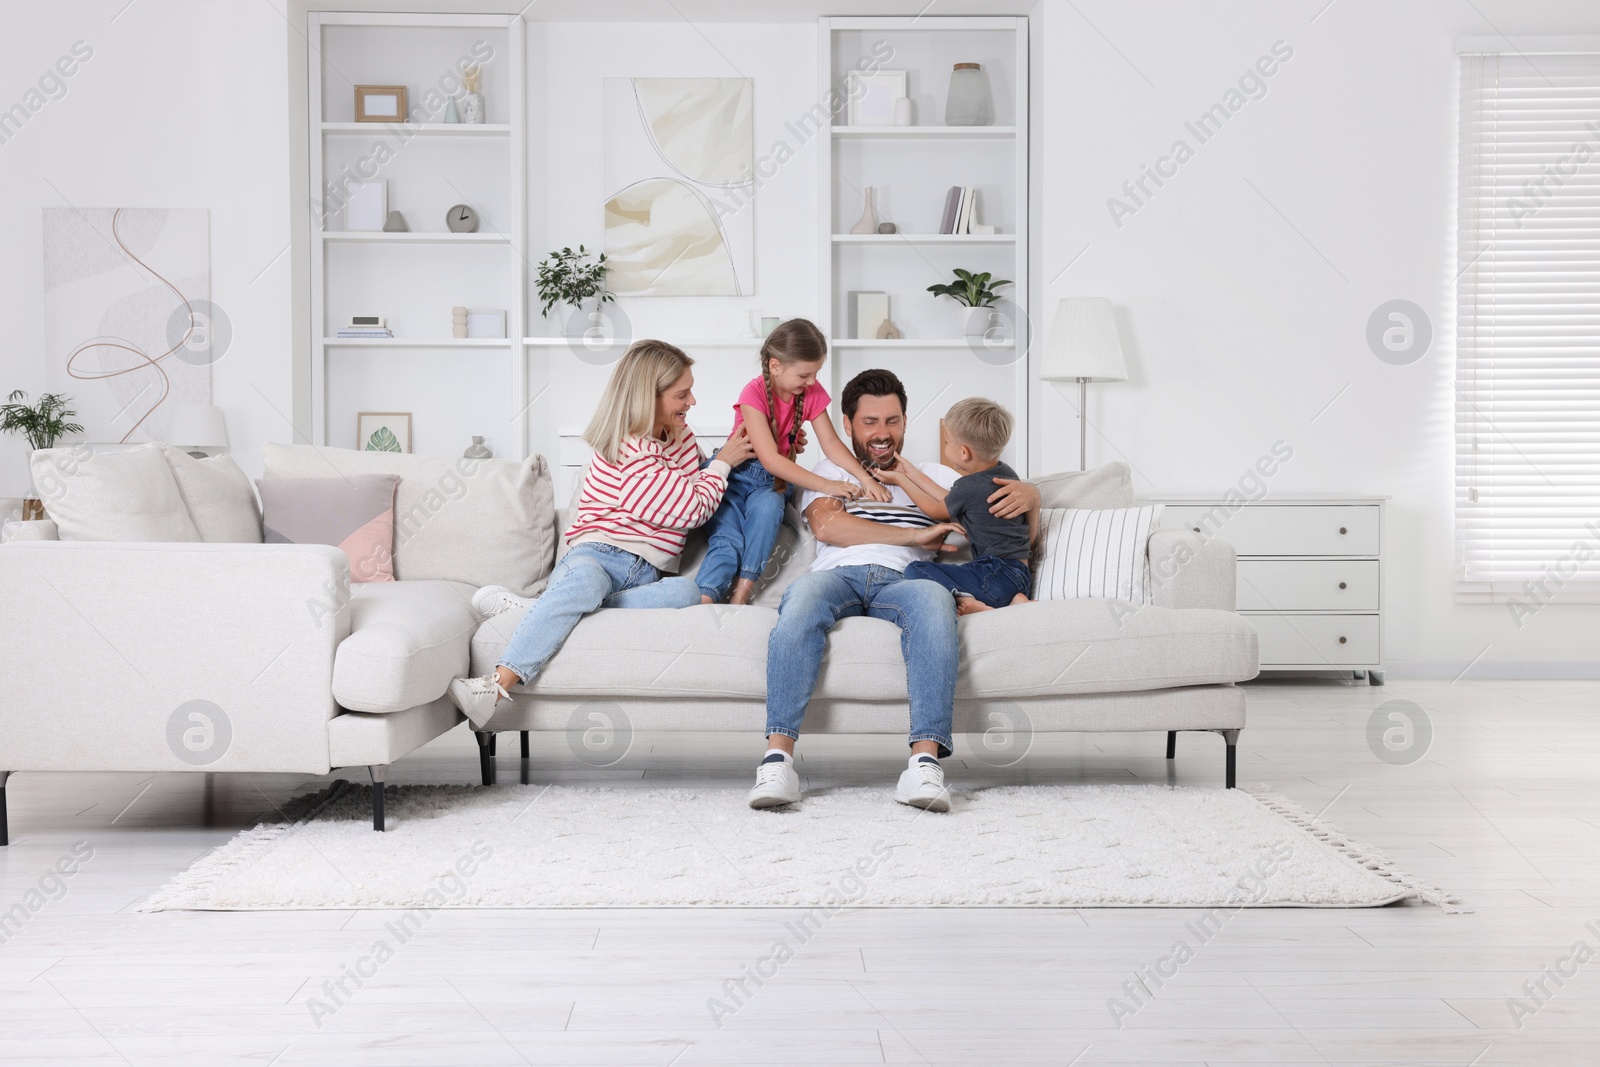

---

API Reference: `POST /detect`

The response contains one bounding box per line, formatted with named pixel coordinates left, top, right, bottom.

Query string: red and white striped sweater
left=564, top=430, right=731, bottom=570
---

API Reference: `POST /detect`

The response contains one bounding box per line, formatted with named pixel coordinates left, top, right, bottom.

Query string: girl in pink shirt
left=697, top=318, right=890, bottom=604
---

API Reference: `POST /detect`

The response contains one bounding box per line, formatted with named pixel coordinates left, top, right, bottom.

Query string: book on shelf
left=335, top=328, right=393, bottom=338
left=939, top=185, right=962, bottom=234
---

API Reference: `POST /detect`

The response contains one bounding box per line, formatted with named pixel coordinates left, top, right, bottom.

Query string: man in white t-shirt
left=748, top=369, right=1041, bottom=812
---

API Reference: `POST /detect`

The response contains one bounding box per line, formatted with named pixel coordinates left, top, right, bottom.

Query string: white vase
left=461, top=91, right=485, bottom=124
left=963, top=305, right=994, bottom=338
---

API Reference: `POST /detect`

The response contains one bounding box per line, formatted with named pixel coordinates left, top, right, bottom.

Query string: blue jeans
left=696, top=459, right=789, bottom=601
left=905, top=556, right=1032, bottom=609
left=497, top=542, right=701, bottom=684
left=766, top=565, right=957, bottom=757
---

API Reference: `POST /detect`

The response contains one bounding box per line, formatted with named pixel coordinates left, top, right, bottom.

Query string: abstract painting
left=42, top=208, right=211, bottom=443
left=604, top=78, right=753, bottom=296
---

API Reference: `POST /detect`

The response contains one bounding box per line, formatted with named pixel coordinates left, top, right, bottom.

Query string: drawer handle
left=1192, top=527, right=1200, bottom=533
left=1339, top=526, right=1348, bottom=535
left=1338, top=636, right=1348, bottom=644
left=1338, top=581, right=1347, bottom=590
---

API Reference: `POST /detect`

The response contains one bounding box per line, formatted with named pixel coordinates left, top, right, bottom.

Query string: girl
left=696, top=318, right=892, bottom=606
left=449, top=340, right=755, bottom=727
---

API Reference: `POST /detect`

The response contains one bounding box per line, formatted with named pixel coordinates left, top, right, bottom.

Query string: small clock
left=445, top=204, right=480, bottom=233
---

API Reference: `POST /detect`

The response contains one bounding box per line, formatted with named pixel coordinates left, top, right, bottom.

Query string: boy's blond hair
left=943, top=397, right=1013, bottom=460
left=583, top=340, right=694, bottom=463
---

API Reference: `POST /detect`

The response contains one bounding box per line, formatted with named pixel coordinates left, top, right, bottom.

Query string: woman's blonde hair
left=583, top=340, right=694, bottom=463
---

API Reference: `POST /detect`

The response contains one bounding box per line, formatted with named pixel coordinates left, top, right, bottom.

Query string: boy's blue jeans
left=765, top=565, right=957, bottom=757
left=497, top=542, right=701, bottom=684
left=905, top=555, right=1032, bottom=609
left=696, top=459, right=788, bottom=602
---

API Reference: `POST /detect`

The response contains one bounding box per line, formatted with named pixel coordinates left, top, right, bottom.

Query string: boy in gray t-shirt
left=877, top=398, right=1035, bottom=615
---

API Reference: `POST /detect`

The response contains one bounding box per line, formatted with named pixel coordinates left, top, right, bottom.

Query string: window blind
left=1457, top=51, right=1600, bottom=601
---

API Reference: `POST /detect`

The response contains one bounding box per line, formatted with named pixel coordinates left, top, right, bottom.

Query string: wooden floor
left=1, top=677, right=1597, bottom=1065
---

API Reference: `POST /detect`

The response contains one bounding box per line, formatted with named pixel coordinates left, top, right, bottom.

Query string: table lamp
left=165, top=404, right=228, bottom=458
left=1040, top=297, right=1128, bottom=470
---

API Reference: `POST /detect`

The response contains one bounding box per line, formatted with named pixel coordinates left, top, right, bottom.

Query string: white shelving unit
left=820, top=15, right=1030, bottom=472
left=306, top=12, right=528, bottom=459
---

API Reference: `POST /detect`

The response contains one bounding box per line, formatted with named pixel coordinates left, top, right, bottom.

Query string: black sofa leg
left=0, top=771, right=10, bottom=846
left=476, top=732, right=495, bottom=786
left=489, top=733, right=497, bottom=757
left=1220, top=729, right=1240, bottom=789
left=520, top=731, right=530, bottom=759
left=368, top=765, right=387, bottom=831
left=1165, top=731, right=1176, bottom=760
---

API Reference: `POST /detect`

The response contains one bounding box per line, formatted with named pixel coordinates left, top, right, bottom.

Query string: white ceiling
left=296, top=0, right=1036, bottom=22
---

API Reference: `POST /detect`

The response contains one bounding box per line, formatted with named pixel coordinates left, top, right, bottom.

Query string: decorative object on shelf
left=926, top=267, right=1012, bottom=335
left=846, top=70, right=906, bottom=126
left=452, top=306, right=468, bottom=339
left=893, top=97, right=914, bottom=126
left=463, top=436, right=492, bottom=460
left=443, top=96, right=461, bottom=124
left=876, top=317, right=902, bottom=340
left=1, top=390, right=82, bottom=519
left=536, top=245, right=613, bottom=319
left=848, top=291, right=889, bottom=340
left=355, top=85, right=407, bottom=124
left=381, top=210, right=408, bottom=232
left=971, top=223, right=996, bottom=235
left=445, top=203, right=479, bottom=233
left=761, top=316, right=780, bottom=336
left=849, top=186, right=879, bottom=235
left=347, top=182, right=387, bottom=232
left=940, top=186, right=983, bottom=234
left=165, top=403, right=227, bottom=458
left=604, top=77, right=753, bottom=296
left=944, top=63, right=992, bottom=126
left=877, top=222, right=897, bottom=234
left=1041, top=297, right=1128, bottom=471
left=460, top=63, right=485, bottom=124
left=465, top=310, right=506, bottom=339
left=338, top=316, right=391, bottom=340
left=44, top=207, right=212, bottom=444
left=357, top=411, right=411, bottom=454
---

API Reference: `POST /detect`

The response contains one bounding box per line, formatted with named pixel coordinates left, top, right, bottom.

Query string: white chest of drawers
left=1143, top=495, right=1387, bottom=685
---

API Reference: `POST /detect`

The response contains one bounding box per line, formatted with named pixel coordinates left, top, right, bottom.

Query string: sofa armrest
left=0, top=542, right=352, bottom=773
left=1148, top=530, right=1237, bottom=611
left=2, top=519, right=58, bottom=543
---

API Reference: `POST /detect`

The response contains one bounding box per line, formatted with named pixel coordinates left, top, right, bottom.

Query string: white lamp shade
left=1041, top=297, right=1128, bottom=382
left=165, top=404, right=228, bottom=449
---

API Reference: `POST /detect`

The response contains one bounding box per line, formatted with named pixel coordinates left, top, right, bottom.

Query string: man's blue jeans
left=765, top=565, right=957, bottom=757
left=498, top=542, right=701, bottom=684
left=696, top=459, right=788, bottom=601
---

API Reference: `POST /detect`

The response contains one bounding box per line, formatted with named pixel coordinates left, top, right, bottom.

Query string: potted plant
left=1, top=390, right=83, bottom=520
left=535, top=245, right=614, bottom=326
left=927, top=268, right=1012, bottom=337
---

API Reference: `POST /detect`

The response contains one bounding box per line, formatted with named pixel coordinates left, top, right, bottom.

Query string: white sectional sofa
left=0, top=444, right=1257, bottom=841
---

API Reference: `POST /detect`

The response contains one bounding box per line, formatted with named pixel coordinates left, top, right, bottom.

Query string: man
left=748, top=369, right=1041, bottom=812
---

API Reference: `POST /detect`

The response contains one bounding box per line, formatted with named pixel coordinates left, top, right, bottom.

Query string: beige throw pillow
left=162, top=446, right=262, bottom=543
left=30, top=443, right=201, bottom=542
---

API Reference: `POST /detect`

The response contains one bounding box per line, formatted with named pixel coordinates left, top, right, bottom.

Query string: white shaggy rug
left=142, top=783, right=1459, bottom=911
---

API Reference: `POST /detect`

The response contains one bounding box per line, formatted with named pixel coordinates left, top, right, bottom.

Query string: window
left=1456, top=47, right=1600, bottom=603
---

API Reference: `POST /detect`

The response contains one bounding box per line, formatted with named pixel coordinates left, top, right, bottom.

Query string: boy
left=876, top=397, right=1034, bottom=615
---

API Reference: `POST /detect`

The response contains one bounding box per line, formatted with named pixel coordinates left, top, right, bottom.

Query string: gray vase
left=461, top=91, right=485, bottom=124
left=944, top=63, right=992, bottom=126
left=463, top=436, right=492, bottom=460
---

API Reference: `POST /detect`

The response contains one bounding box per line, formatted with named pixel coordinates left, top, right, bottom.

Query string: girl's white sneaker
left=448, top=674, right=511, bottom=729
left=472, top=584, right=530, bottom=617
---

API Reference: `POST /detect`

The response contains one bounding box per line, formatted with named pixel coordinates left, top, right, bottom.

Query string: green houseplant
left=535, top=245, right=614, bottom=319
left=1, top=390, right=83, bottom=520
left=927, top=268, right=1013, bottom=338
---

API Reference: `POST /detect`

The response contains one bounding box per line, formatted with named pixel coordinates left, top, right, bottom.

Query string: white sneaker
left=448, top=674, right=511, bottom=729
left=895, top=759, right=951, bottom=813
left=748, top=756, right=801, bottom=810
left=472, top=585, right=530, bottom=617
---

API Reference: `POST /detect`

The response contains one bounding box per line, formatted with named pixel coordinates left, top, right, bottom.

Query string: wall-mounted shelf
left=523, top=337, right=764, bottom=348
left=320, top=122, right=512, bottom=137
left=831, top=125, right=1016, bottom=138
left=831, top=233, right=1014, bottom=244
left=830, top=338, right=1015, bottom=349
left=323, top=338, right=511, bottom=348
left=319, top=231, right=509, bottom=244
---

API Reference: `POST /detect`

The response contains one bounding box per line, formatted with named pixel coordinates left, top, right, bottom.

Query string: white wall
left=1036, top=0, right=1600, bottom=673
left=0, top=0, right=292, bottom=498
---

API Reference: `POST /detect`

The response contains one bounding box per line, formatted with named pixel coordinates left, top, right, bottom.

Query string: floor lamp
left=1041, top=297, right=1128, bottom=471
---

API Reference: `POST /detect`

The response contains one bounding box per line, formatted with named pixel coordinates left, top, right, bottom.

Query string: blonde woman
left=449, top=340, right=755, bottom=727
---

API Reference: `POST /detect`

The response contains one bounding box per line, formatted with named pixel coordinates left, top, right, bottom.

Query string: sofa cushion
left=263, top=442, right=556, bottom=597
left=1034, top=461, right=1136, bottom=509
left=259, top=474, right=399, bottom=582
left=469, top=595, right=1258, bottom=702
left=163, top=446, right=262, bottom=543
left=1035, top=505, right=1162, bottom=603
left=30, top=443, right=201, bottom=542
left=334, top=580, right=479, bottom=713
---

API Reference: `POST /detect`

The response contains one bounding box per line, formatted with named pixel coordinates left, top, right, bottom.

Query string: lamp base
left=1079, top=377, right=1088, bottom=472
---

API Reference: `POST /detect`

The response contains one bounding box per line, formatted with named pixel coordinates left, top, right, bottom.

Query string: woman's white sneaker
left=472, top=585, right=530, bottom=617
left=448, top=674, right=511, bottom=729
left=895, top=757, right=951, bottom=812
left=748, top=753, right=801, bottom=809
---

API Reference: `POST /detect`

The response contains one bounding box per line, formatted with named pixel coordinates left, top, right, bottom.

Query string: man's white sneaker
left=748, top=756, right=801, bottom=810
left=895, top=759, right=951, bottom=813
left=472, top=584, right=530, bottom=617
left=448, top=674, right=511, bottom=729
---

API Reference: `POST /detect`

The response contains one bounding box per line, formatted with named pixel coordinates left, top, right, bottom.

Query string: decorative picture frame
left=346, top=181, right=387, bottom=231
left=357, top=411, right=411, bottom=453
left=355, top=85, right=408, bottom=123
left=846, top=71, right=906, bottom=126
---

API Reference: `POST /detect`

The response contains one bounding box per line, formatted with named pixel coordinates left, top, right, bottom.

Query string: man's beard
left=852, top=434, right=904, bottom=471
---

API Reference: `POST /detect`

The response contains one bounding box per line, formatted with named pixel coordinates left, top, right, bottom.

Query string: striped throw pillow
left=1035, top=505, right=1163, bottom=603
